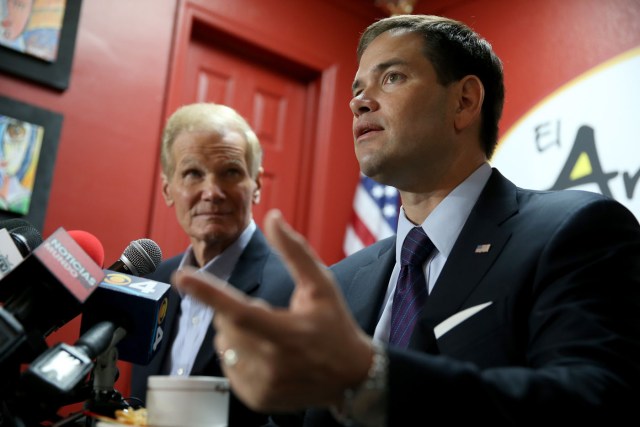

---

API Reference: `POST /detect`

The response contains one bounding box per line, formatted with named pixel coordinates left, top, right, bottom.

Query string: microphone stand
left=83, top=328, right=128, bottom=426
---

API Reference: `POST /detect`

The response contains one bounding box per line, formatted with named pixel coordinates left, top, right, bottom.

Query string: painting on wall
left=0, top=114, right=43, bottom=215
left=0, top=96, right=62, bottom=231
left=0, top=0, right=83, bottom=90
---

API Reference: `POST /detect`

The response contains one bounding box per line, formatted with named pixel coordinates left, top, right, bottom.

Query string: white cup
left=146, top=375, right=230, bottom=427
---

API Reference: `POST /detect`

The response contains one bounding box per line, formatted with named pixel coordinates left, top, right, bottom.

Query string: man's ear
left=161, top=173, right=174, bottom=207
left=454, top=75, right=484, bottom=132
left=253, top=167, right=264, bottom=204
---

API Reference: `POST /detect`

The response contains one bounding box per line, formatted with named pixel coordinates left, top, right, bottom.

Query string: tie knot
left=401, top=227, right=433, bottom=266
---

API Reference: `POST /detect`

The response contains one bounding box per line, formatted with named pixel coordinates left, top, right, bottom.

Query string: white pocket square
left=434, top=301, right=493, bottom=339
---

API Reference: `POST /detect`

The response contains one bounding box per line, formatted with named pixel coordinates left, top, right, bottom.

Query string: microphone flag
left=81, top=271, right=170, bottom=365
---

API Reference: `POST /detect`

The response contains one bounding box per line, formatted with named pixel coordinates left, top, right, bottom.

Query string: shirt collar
left=179, top=219, right=257, bottom=279
left=396, top=163, right=492, bottom=261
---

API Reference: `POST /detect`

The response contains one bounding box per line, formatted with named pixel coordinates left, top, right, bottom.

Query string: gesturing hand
left=172, top=209, right=374, bottom=411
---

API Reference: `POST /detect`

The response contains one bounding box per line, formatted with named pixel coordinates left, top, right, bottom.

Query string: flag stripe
left=352, top=185, right=396, bottom=239
left=351, top=211, right=377, bottom=247
left=343, top=225, right=364, bottom=255
left=344, top=175, right=400, bottom=256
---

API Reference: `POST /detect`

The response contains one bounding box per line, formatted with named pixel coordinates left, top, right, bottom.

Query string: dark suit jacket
left=130, top=228, right=294, bottom=427
left=296, top=169, right=640, bottom=426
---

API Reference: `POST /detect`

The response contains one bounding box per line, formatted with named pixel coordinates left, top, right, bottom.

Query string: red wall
left=0, top=1, right=177, bottom=260
left=418, top=0, right=640, bottom=139
left=0, top=0, right=638, bottom=416
left=0, top=0, right=179, bottom=409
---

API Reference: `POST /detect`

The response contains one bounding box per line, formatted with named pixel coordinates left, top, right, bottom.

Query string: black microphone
left=0, top=227, right=104, bottom=367
left=16, top=235, right=164, bottom=415
left=0, top=220, right=43, bottom=367
left=0, top=218, right=43, bottom=256
left=19, top=321, right=118, bottom=396
left=107, top=238, right=162, bottom=276
left=0, top=218, right=43, bottom=279
left=81, top=239, right=169, bottom=365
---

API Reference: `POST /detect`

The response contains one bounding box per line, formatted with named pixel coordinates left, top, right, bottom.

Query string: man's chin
left=359, top=165, right=389, bottom=186
left=195, top=228, right=239, bottom=244
left=191, top=222, right=233, bottom=238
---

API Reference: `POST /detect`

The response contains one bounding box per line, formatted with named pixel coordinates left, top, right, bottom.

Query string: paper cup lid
left=148, top=375, right=229, bottom=391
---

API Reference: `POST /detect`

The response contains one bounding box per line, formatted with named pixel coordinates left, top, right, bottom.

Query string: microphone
left=107, top=238, right=162, bottom=276
left=8, top=322, right=122, bottom=427
left=0, top=227, right=105, bottom=425
left=81, top=238, right=168, bottom=365
left=0, top=227, right=105, bottom=367
left=0, top=219, right=43, bottom=279
left=19, top=321, right=118, bottom=397
left=68, top=229, right=105, bottom=268
left=0, top=218, right=43, bottom=255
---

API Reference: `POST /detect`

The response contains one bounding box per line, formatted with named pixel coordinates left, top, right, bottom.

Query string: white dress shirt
left=168, top=220, right=256, bottom=376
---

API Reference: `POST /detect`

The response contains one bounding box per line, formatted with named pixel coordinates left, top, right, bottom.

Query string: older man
left=130, top=103, right=294, bottom=427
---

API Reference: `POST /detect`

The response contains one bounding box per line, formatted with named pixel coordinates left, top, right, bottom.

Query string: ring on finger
left=222, top=348, right=239, bottom=368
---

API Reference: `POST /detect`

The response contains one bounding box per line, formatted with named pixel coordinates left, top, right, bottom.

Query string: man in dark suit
left=172, top=15, right=640, bottom=427
left=129, top=103, right=293, bottom=427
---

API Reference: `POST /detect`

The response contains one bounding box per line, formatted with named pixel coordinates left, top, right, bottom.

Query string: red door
left=149, top=36, right=314, bottom=258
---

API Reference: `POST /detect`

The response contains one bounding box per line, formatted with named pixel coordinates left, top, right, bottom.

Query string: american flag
left=343, top=174, right=400, bottom=256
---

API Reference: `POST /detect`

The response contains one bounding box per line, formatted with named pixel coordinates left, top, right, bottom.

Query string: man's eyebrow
left=352, top=59, right=409, bottom=94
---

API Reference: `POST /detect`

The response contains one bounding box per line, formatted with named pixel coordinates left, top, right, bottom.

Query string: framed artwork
left=0, top=95, right=62, bottom=231
left=0, top=0, right=83, bottom=91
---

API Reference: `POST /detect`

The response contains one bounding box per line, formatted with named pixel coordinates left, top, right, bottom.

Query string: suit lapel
left=191, top=230, right=269, bottom=373
left=343, top=237, right=396, bottom=335
left=225, top=228, right=270, bottom=294
left=413, top=169, right=519, bottom=351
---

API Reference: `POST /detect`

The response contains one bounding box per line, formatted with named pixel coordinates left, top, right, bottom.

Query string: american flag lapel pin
left=475, top=244, right=491, bottom=254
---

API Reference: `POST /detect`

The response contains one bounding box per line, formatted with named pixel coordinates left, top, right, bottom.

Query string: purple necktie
left=389, top=227, right=434, bottom=348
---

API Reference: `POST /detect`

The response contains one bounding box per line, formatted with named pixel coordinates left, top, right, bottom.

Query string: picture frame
left=0, top=95, right=63, bottom=232
left=0, top=0, right=83, bottom=91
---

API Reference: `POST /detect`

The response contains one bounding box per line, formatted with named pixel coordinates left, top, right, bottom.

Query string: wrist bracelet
left=330, top=340, right=388, bottom=427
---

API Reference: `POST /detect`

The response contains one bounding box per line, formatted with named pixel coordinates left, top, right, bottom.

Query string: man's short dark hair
left=357, top=15, right=505, bottom=158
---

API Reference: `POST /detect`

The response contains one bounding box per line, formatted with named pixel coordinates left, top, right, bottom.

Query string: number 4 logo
left=129, top=280, right=158, bottom=294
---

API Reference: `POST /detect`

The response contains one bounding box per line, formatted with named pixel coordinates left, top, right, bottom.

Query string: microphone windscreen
left=0, top=218, right=33, bottom=231
left=11, top=225, right=43, bottom=256
left=68, top=230, right=105, bottom=268
left=0, top=219, right=42, bottom=256
left=124, top=239, right=162, bottom=276
left=109, top=239, right=162, bottom=276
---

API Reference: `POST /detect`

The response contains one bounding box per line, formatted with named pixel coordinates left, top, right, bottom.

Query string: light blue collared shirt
left=373, top=163, right=492, bottom=343
left=168, top=220, right=257, bottom=376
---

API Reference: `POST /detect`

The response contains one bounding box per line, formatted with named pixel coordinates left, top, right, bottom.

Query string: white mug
left=146, top=375, right=230, bottom=427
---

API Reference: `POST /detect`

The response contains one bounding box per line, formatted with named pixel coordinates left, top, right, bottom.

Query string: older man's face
left=162, top=129, right=261, bottom=255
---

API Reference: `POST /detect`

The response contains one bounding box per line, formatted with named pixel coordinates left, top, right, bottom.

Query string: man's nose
left=201, top=177, right=224, bottom=200
left=350, top=91, right=379, bottom=117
